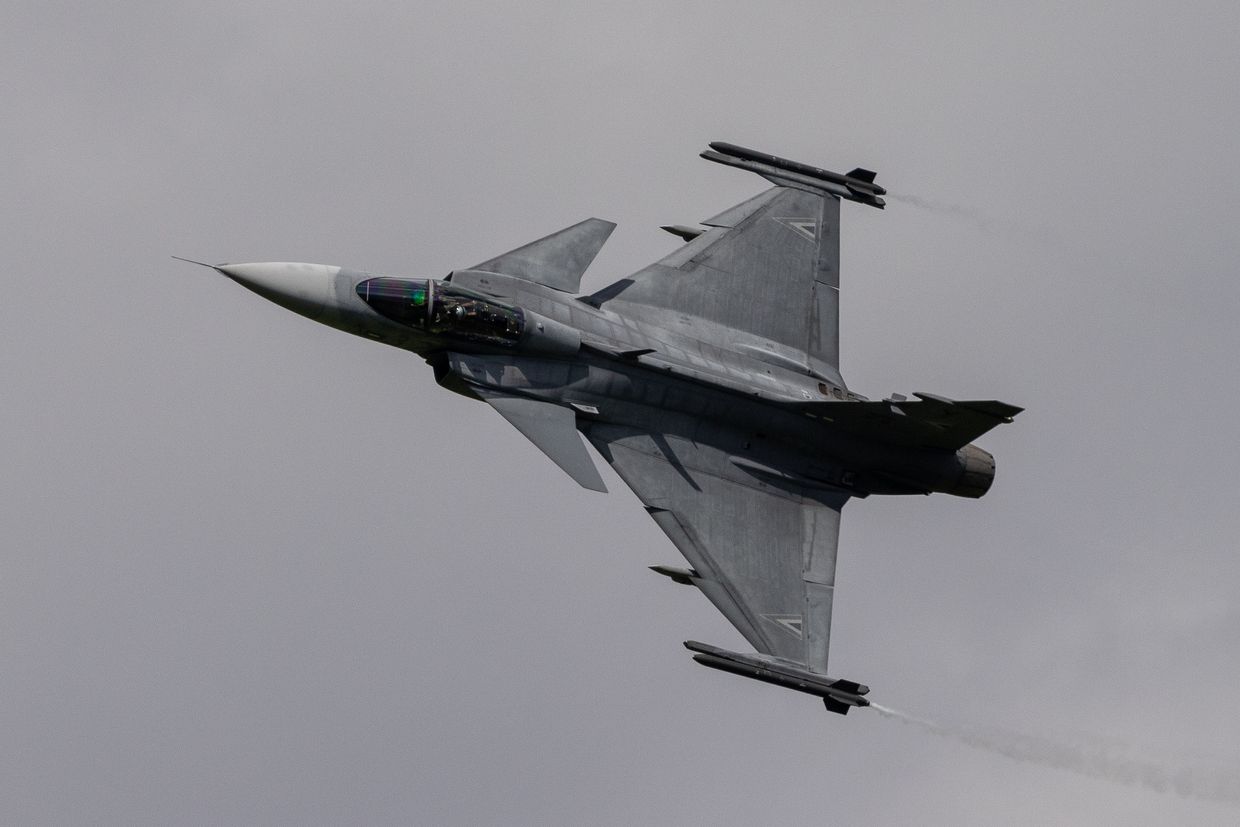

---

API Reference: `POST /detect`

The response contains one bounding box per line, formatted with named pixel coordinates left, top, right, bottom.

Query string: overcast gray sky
left=5, top=2, right=1240, bottom=824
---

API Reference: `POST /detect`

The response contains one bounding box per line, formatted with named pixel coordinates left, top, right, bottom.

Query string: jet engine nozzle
left=217, top=262, right=342, bottom=321
left=946, top=444, right=996, bottom=498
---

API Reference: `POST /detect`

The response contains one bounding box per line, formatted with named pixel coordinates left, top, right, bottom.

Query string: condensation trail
left=887, top=191, right=1068, bottom=250
left=888, top=192, right=995, bottom=230
left=870, top=703, right=1240, bottom=805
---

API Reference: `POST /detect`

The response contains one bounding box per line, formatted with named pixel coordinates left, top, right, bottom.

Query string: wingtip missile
left=683, top=641, right=870, bottom=715
left=704, top=141, right=887, bottom=209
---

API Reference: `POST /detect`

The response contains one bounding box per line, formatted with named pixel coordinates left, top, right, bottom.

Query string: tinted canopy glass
left=356, top=277, right=430, bottom=327
left=357, top=277, right=524, bottom=346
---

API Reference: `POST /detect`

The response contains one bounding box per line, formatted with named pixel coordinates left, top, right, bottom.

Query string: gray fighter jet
left=189, top=142, right=1020, bottom=715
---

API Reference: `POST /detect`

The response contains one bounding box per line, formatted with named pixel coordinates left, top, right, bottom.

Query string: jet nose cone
left=218, top=262, right=341, bottom=321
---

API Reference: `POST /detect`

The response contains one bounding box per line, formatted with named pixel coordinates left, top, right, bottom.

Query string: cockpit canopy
left=356, top=277, right=524, bottom=346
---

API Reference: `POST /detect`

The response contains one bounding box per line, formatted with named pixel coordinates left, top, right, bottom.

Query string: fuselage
left=216, top=261, right=994, bottom=500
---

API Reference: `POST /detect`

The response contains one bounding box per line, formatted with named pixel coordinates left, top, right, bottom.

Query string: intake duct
left=519, top=311, right=581, bottom=356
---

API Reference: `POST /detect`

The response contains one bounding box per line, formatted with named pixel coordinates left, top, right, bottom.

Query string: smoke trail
left=891, top=191, right=1084, bottom=256
left=887, top=192, right=999, bottom=236
left=870, top=703, right=1240, bottom=805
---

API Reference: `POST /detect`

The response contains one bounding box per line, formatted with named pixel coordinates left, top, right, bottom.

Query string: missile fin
left=824, top=697, right=851, bottom=715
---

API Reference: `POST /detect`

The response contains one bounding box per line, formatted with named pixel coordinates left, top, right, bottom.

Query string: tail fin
left=795, top=393, right=1023, bottom=450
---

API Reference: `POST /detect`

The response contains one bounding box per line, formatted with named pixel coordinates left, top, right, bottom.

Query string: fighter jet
left=189, top=142, right=1020, bottom=715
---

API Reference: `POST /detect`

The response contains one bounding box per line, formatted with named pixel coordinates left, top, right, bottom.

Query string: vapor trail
left=887, top=192, right=997, bottom=235
left=870, top=703, right=1240, bottom=805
